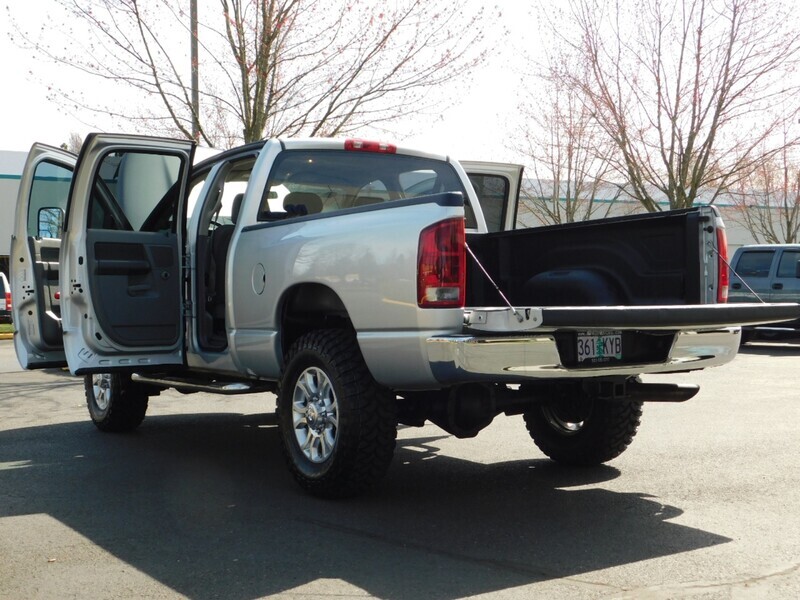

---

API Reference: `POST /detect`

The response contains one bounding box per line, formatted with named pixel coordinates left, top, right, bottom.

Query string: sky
left=0, top=2, right=536, bottom=163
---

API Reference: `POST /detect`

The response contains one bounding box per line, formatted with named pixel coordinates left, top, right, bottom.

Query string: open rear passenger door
left=11, top=145, right=76, bottom=368
left=460, top=161, right=524, bottom=232
left=61, top=134, right=195, bottom=374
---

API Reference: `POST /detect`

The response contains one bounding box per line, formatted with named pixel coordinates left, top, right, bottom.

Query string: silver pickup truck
left=11, top=134, right=800, bottom=497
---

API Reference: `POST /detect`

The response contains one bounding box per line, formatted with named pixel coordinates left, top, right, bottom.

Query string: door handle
left=127, top=284, right=151, bottom=294
left=731, top=282, right=742, bottom=290
left=772, top=283, right=783, bottom=290
left=95, top=259, right=151, bottom=275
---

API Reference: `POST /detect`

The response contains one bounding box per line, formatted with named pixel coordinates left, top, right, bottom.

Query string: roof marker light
left=344, top=139, right=397, bottom=154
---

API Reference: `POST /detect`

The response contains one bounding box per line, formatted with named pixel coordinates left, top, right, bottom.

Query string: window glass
left=468, top=174, right=508, bottom=233
left=353, top=179, right=391, bottom=206
left=28, top=160, right=73, bottom=237
left=88, top=151, right=184, bottom=232
left=735, top=250, right=775, bottom=278
left=777, top=250, right=800, bottom=278
left=201, top=156, right=256, bottom=233
left=37, top=208, right=64, bottom=238
left=400, top=170, right=438, bottom=196
left=258, top=150, right=471, bottom=225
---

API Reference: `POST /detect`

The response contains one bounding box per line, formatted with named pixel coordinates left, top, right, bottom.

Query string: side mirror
left=38, top=207, right=64, bottom=239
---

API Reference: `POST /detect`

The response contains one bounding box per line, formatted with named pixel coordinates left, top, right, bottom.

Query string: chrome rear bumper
left=426, top=328, right=740, bottom=384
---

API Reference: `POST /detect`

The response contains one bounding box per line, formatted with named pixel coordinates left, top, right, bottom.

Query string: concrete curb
left=0, top=333, right=13, bottom=341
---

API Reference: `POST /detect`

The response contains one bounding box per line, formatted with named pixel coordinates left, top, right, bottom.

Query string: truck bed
left=466, top=208, right=710, bottom=308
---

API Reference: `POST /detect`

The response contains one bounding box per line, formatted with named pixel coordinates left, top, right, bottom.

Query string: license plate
left=577, top=332, right=622, bottom=362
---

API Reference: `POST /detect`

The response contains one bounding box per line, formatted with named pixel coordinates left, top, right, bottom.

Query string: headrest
left=283, top=191, right=323, bottom=215
left=230, top=193, right=244, bottom=224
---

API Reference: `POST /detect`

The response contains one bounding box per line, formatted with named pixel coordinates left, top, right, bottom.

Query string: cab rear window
left=257, top=150, right=472, bottom=226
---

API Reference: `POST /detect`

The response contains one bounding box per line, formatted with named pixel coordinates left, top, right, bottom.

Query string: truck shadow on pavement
left=0, top=411, right=730, bottom=599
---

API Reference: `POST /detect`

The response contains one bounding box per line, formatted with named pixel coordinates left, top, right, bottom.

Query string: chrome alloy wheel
left=291, top=367, right=339, bottom=463
left=92, top=373, right=114, bottom=411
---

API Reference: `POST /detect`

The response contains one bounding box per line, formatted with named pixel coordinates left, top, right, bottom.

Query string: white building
left=1, top=151, right=28, bottom=277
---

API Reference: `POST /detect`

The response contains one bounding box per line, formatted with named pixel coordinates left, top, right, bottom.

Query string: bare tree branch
left=546, top=0, right=800, bottom=211
left=515, top=52, right=622, bottom=225
left=727, top=138, right=800, bottom=243
left=9, top=0, right=492, bottom=147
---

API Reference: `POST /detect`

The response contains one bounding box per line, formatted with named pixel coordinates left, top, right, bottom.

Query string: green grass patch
left=0, top=323, right=14, bottom=335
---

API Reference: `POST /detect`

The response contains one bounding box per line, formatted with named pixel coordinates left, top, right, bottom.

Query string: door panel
left=27, top=237, right=63, bottom=347
left=11, top=145, right=76, bottom=369
left=61, top=134, right=195, bottom=374
left=86, top=230, right=181, bottom=346
left=770, top=249, right=800, bottom=303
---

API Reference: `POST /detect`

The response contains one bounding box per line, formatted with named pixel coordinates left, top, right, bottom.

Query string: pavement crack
left=611, top=562, right=800, bottom=598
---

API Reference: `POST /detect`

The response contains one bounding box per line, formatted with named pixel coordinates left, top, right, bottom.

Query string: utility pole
left=191, top=0, right=199, bottom=141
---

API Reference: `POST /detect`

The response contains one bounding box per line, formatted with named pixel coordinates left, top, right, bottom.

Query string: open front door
left=11, top=144, right=76, bottom=369
left=460, top=161, right=524, bottom=232
left=61, top=134, right=195, bottom=374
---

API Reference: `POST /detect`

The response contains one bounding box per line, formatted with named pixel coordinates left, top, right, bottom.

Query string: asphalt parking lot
left=1, top=338, right=799, bottom=599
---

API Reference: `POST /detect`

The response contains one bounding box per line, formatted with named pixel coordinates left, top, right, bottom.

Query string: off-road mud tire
left=524, top=396, right=642, bottom=465
left=85, top=373, right=149, bottom=433
left=277, top=329, right=397, bottom=498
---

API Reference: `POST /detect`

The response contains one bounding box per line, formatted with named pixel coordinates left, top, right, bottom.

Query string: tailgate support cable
left=464, top=242, right=524, bottom=323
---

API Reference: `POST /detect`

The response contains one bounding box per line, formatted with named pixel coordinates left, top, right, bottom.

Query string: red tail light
left=344, top=139, right=397, bottom=154
left=716, top=225, right=729, bottom=303
left=4, top=292, right=10, bottom=311
left=417, top=218, right=465, bottom=308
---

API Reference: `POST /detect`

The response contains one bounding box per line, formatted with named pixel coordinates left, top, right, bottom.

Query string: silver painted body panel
left=227, top=193, right=466, bottom=387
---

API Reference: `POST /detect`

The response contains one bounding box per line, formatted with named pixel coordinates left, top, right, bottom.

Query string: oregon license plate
left=577, top=332, right=622, bottom=362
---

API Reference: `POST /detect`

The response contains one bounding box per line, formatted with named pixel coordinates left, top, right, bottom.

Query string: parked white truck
left=11, top=134, right=800, bottom=497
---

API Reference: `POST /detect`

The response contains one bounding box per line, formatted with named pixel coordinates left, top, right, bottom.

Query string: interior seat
left=208, top=193, right=243, bottom=327
left=283, top=192, right=323, bottom=216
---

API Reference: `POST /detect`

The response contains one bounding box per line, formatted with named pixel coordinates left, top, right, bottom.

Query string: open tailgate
left=464, top=303, right=800, bottom=333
